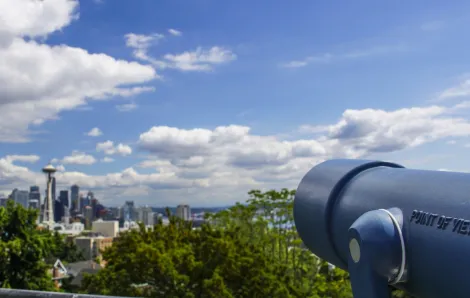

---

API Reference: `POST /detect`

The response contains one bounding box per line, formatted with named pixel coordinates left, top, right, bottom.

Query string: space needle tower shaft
left=42, top=163, right=56, bottom=228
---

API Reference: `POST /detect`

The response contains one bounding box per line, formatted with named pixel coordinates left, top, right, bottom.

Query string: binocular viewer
left=294, top=159, right=470, bottom=298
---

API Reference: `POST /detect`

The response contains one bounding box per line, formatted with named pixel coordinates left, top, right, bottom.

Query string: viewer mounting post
left=293, top=159, right=470, bottom=298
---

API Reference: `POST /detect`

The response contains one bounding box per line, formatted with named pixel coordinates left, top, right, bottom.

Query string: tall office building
left=137, top=206, right=154, bottom=226
left=29, top=186, right=41, bottom=211
left=54, top=200, right=64, bottom=223
left=91, top=198, right=98, bottom=221
left=71, top=185, right=79, bottom=213
left=11, top=189, right=29, bottom=209
left=176, top=204, right=191, bottom=221
left=59, top=190, right=69, bottom=208
left=122, top=201, right=135, bottom=221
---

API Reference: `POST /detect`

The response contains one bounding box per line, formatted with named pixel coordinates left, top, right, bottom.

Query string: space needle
left=42, top=163, right=56, bottom=228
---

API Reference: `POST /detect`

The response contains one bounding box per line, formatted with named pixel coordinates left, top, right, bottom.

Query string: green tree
left=48, top=231, right=86, bottom=264
left=0, top=200, right=56, bottom=291
left=82, top=216, right=299, bottom=297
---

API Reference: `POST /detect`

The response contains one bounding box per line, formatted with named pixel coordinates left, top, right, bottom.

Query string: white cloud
left=2, top=100, right=470, bottom=205
left=168, top=29, right=182, bottom=36
left=61, top=151, right=96, bottom=165
left=125, top=33, right=236, bottom=72
left=0, top=0, right=157, bottom=142
left=280, top=45, right=406, bottom=68
left=116, top=102, right=137, bottom=112
left=86, top=127, right=103, bottom=137
left=162, top=47, right=237, bottom=72
left=101, top=157, right=114, bottom=163
left=438, top=79, right=470, bottom=100
left=96, top=141, right=132, bottom=156
left=4, top=155, right=40, bottom=164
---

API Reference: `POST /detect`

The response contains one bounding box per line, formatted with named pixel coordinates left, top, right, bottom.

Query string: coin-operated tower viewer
left=294, top=159, right=470, bottom=298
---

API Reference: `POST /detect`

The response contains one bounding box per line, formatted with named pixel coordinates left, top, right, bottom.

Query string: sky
left=2, top=0, right=470, bottom=207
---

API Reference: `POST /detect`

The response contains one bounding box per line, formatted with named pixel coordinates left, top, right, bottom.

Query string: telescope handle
left=347, top=208, right=406, bottom=298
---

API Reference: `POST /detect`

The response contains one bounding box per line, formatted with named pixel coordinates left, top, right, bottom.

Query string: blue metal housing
left=294, top=159, right=470, bottom=298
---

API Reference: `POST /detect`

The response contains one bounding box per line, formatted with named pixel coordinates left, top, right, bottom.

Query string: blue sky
left=1, top=0, right=470, bottom=206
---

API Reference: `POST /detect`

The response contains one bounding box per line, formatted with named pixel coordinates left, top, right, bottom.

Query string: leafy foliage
left=0, top=200, right=56, bottom=291
left=82, top=189, right=353, bottom=297
left=0, top=200, right=86, bottom=291
left=0, top=191, right=413, bottom=297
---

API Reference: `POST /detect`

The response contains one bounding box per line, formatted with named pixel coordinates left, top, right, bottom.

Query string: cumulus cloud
left=96, top=141, right=132, bottom=156
left=0, top=0, right=157, bottom=142
left=2, top=100, right=470, bottom=205
left=61, top=151, right=97, bottom=165
left=4, top=100, right=470, bottom=205
left=438, top=78, right=470, bottom=100
left=125, top=33, right=236, bottom=72
left=4, top=155, right=40, bottom=164
left=86, top=127, right=103, bottom=137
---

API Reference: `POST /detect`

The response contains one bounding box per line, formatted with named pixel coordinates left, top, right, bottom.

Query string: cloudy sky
left=2, top=0, right=470, bottom=207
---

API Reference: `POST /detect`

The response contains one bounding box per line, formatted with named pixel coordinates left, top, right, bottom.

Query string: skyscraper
left=59, top=190, right=69, bottom=208
left=54, top=199, right=64, bottom=223
left=11, top=189, right=29, bottom=209
left=29, top=186, right=41, bottom=210
left=122, top=201, right=135, bottom=221
left=176, top=204, right=191, bottom=221
left=71, top=185, right=79, bottom=213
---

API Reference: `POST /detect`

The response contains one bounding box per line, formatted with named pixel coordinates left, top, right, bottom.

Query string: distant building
left=122, top=201, right=135, bottom=221
left=71, top=185, right=79, bottom=213
left=176, top=204, right=191, bottom=221
left=54, top=200, right=64, bottom=223
left=0, top=197, right=8, bottom=207
left=84, top=206, right=93, bottom=228
left=29, top=199, right=40, bottom=210
left=54, top=222, right=85, bottom=236
left=137, top=206, right=154, bottom=226
left=29, top=186, right=41, bottom=209
left=75, top=236, right=114, bottom=260
left=59, top=190, right=69, bottom=208
left=92, top=220, right=119, bottom=238
left=11, top=189, right=29, bottom=208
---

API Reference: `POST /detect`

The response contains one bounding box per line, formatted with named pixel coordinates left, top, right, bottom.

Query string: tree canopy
left=0, top=200, right=85, bottom=291
left=0, top=192, right=412, bottom=297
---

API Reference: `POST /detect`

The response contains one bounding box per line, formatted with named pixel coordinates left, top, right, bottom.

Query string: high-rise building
left=84, top=206, right=93, bottom=229
left=122, top=201, right=135, bottom=221
left=11, top=189, right=29, bottom=209
left=91, top=198, right=98, bottom=221
left=71, top=185, right=79, bottom=213
left=59, top=190, right=69, bottom=208
left=176, top=204, right=191, bottom=221
left=137, top=206, right=154, bottom=226
left=29, top=186, right=41, bottom=211
left=54, top=200, right=64, bottom=223
left=0, top=197, right=8, bottom=207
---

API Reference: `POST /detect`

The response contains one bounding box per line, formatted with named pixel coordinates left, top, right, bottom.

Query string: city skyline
left=2, top=1, right=470, bottom=207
